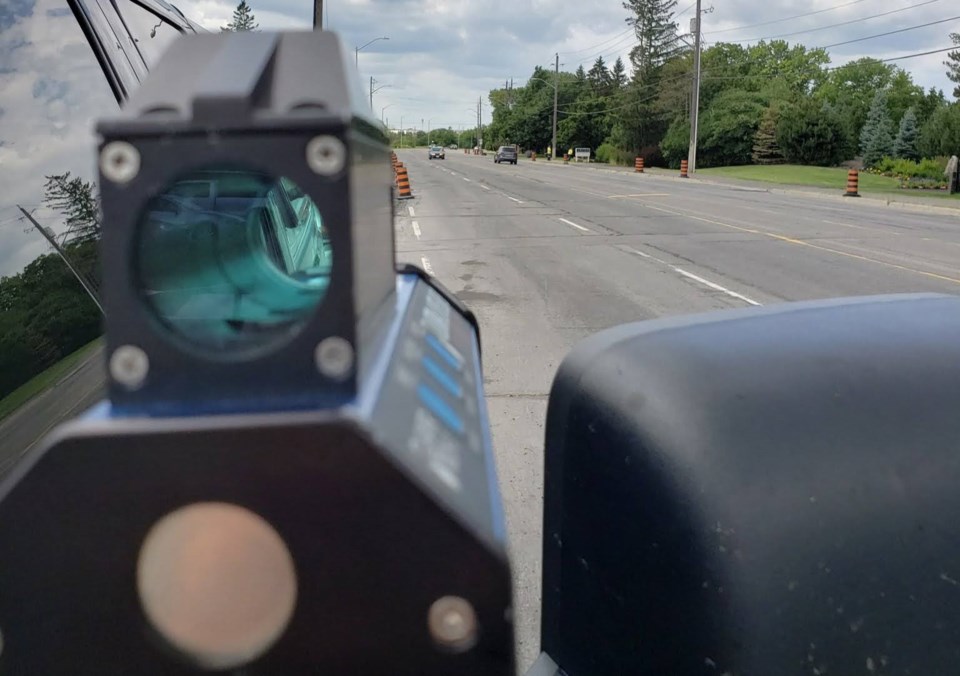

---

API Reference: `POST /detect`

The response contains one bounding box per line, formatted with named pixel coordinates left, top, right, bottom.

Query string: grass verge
left=698, top=164, right=960, bottom=200
left=0, top=338, right=103, bottom=422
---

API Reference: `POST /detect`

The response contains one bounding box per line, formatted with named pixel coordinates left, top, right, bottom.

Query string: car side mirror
left=537, top=293, right=960, bottom=675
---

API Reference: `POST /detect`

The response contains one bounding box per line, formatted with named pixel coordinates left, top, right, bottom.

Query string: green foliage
left=815, top=58, right=896, bottom=154
left=623, top=0, right=679, bottom=81
left=776, top=99, right=847, bottom=166
left=892, top=107, right=920, bottom=161
left=919, top=103, right=960, bottom=158
left=221, top=0, right=258, bottom=31
left=860, top=90, right=895, bottom=167
left=752, top=106, right=785, bottom=165
left=871, top=156, right=947, bottom=180
left=595, top=142, right=636, bottom=165
left=660, top=115, right=690, bottom=168
left=696, top=90, right=767, bottom=167
left=946, top=33, right=960, bottom=99
left=0, top=240, right=102, bottom=398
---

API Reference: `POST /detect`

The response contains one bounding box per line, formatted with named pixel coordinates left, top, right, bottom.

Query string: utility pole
left=552, top=53, right=559, bottom=160
left=369, top=77, right=374, bottom=111
left=313, top=0, right=323, bottom=29
left=688, top=0, right=703, bottom=175
left=18, top=206, right=104, bottom=315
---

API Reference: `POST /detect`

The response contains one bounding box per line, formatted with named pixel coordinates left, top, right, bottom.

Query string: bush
left=776, top=100, right=848, bottom=166
left=867, top=156, right=947, bottom=180
left=660, top=116, right=690, bottom=168
left=697, top=90, right=767, bottom=167
left=595, top=143, right=617, bottom=164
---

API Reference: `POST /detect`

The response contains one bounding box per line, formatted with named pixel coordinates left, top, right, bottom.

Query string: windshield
left=2, top=2, right=960, bottom=672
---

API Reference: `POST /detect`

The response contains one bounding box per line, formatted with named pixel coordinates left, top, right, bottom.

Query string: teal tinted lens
left=137, top=168, right=332, bottom=354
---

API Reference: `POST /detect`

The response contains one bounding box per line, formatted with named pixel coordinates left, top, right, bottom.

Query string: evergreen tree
left=42, top=173, right=100, bottom=244
left=892, top=106, right=920, bottom=161
left=610, top=57, right=628, bottom=89
left=623, top=0, right=679, bottom=81
left=222, top=0, right=258, bottom=31
left=946, top=33, right=960, bottom=99
left=588, top=56, right=612, bottom=94
left=751, top=106, right=784, bottom=164
left=859, top=89, right=894, bottom=167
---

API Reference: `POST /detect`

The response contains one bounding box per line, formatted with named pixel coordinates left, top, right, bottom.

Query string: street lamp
left=381, top=103, right=394, bottom=124
left=355, top=36, right=389, bottom=67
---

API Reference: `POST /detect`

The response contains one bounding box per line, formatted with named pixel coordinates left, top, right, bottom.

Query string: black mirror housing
left=541, top=294, right=960, bottom=675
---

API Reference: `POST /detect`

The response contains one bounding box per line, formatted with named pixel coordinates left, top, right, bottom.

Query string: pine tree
left=892, top=106, right=920, bottom=161
left=946, top=33, right=960, bottom=99
left=610, top=57, right=628, bottom=89
left=222, top=0, right=258, bottom=32
left=752, top=106, right=784, bottom=165
left=42, top=173, right=100, bottom=243
left=623, top=0, right=679, bottom=81
left=588, top=56, right=611, bottom=93
left=859, top=89, right=894, bottom=167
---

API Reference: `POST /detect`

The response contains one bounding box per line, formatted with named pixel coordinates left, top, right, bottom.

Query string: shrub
left=776, top=100, right=848, bottom=166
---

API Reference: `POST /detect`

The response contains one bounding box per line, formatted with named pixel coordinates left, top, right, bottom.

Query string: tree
left=752, top=106, right=785, bottom=164
left=919, top=103, right=960, bottom=157
left=776, top=99, right=847, bottom=166
left=893, top=107, right=920, bottom=161
left=610, top=57, right=628, bottom=89
left=696, top=90, right=767, bottom=167
left=946, top=33, right=960, bottom=99
left=588, top=56, right=612, bottom=95
left=860, top=89, right=895, bottom=167
left=623, top=0, right=679, bottom=81
left=42, top=173, right=100, bottom=243
left=221, top=0, right=258, bottom=31
left=815, top=58, right=895, bottom=155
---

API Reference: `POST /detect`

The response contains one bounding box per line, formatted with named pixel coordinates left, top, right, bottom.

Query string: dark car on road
left=495, top=146, right=518, bottom=164
left=428, top=145, right=445, bottom=160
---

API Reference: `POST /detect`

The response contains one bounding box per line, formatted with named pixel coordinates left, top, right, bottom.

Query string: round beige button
left=137, top=502, right=297, bottom=670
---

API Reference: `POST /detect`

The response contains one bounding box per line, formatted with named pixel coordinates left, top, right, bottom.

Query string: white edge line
left=559, top=217, right=590, bottom=232
left=412, top=221, right=422, bottom=240
left=674, top=268, right=762, bottom=306
left=505, top=195, right=524, bottom=204
left=408, top=206, right=416, bottom=217
left=480, top=184, right=491, bottom=190
left=420, top=255, right=435, bottom=275
left=463, top=177, right=472, bottom=182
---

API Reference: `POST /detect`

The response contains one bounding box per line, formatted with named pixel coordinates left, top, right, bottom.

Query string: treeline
left=485, top=0, right=960, bottom=170
left=0, top=174, right=102, bottom=399
left=0, top=242, right=101, bottom=397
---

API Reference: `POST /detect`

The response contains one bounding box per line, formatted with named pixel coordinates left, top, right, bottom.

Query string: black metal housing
left=96, top=31, right=395, bottom=415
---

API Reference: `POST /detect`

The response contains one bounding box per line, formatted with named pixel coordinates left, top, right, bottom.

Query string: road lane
left=397, top=149, right=771, bottom=668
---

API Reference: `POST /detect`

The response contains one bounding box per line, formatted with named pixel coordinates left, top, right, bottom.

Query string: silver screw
left=427, top=596, right=478, bottom=653
left=306, top=136, right=346, bottom=176
left=100, top=141, right=141, bottom=183
left=110, top=344, right=150, bottom=390
left=314, top=337, right=354, bottom=380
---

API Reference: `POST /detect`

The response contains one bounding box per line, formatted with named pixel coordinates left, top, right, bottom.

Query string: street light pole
left=688, top=0, right=703, bottom=175
left=355, top=36, right=389, bottom=68
left=552, top=53, right=559, bottom=161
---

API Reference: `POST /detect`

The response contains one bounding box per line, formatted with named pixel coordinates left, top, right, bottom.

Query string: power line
left=727, top=0, right=941, bottom=44
left=705, top=0, right=869, bottom=35
left=820, top=14, right=960, bottom=49
left=676, top=0, right=698, bottom=18
left=559, top=26, right=634, bottom=56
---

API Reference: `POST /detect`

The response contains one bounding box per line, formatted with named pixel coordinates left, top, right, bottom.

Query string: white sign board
left=575, top=147, right=591, bottom=163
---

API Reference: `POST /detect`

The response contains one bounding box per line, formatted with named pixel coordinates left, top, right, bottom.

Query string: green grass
left=698, top=164, right=960, bottom=200
left=0, top=338, right=103, bottom=422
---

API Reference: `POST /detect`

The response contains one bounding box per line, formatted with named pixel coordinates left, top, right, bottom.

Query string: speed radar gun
left=3, top=30, right=960, bottom=676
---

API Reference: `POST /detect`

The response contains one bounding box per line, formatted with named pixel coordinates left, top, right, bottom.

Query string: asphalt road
left=394, top=148, right=960, bottom=669
left=3, top=149, right=959, bottom=670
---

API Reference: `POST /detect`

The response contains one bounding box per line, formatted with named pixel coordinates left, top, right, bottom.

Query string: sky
left=180, top=0, right=960, bottom=133
left=0, top=0, right=957, bottom=277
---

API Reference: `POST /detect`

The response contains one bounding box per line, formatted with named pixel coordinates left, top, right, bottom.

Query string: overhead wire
left=725, top=0, right=942, bottom=44
left=705, top=0, right=869, bottom=35
left=819, top=14, right=960, bottom=49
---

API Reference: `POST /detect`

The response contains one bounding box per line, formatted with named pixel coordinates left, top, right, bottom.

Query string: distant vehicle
left=449, top=144, right=458, bottom=150
left=494, top=146, right=518, bottom=165
left=428, top=145, right=445, bottom=160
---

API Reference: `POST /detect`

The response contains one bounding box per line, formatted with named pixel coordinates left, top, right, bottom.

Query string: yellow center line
left=640, top=203, right=960, bottom=286
left=821, top=218, right=901, bottom=235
